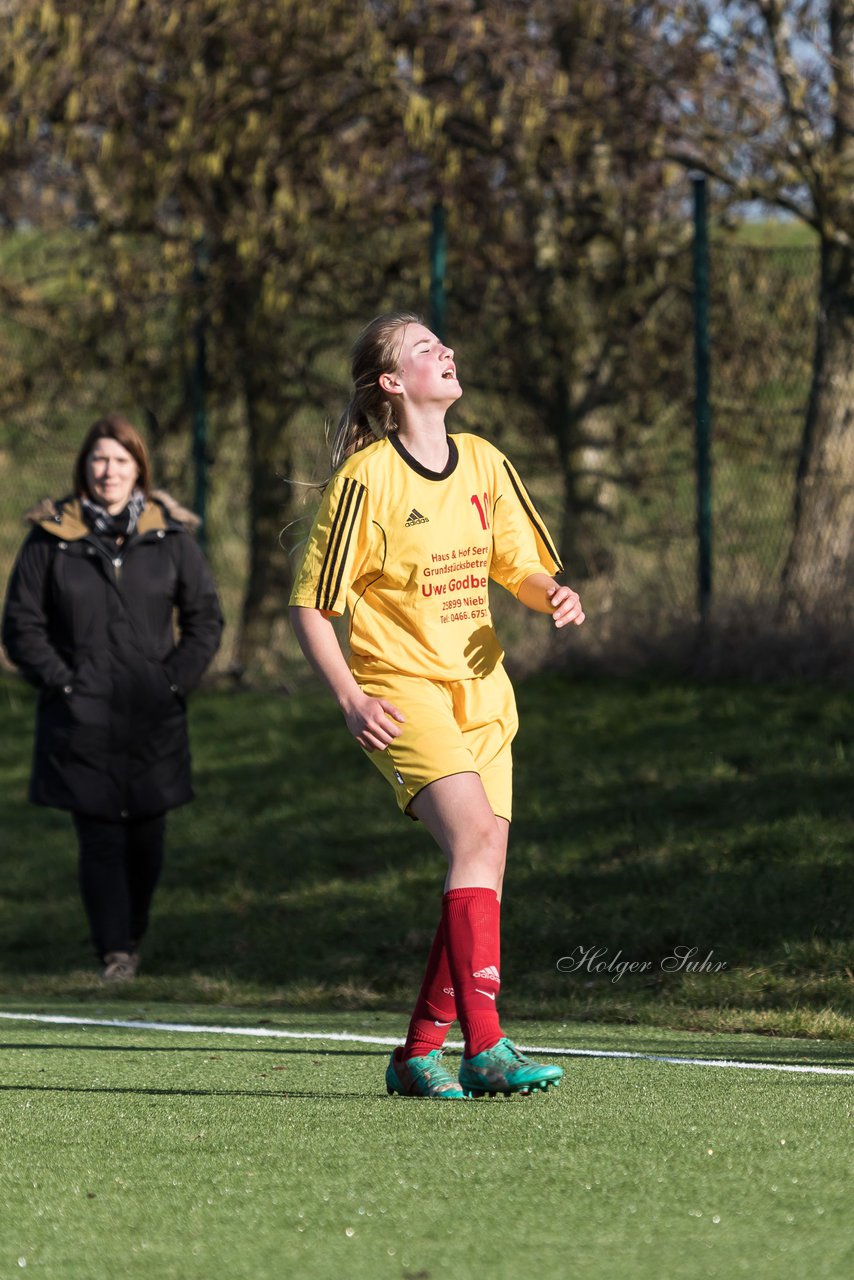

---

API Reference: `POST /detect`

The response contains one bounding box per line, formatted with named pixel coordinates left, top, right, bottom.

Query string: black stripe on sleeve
left=326, top=485, right=366, bottom=612
left=315, top=478, right=358, bottom=609
left=502, top=461, right=562, bottom=568
left=316, top=478, right=366, bottom=611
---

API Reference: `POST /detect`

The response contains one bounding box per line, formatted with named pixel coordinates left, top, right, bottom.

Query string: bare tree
left=661, top=0, right=854, bottom=618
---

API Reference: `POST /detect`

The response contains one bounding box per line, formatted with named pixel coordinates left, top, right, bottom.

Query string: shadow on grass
left=0, top=1038, right=851, bottom=1068
left=0, top=1084, right=373, bottom=1100
left=0, top=1041, right=385, bottom=1056
left=2, top=676, right=852, bottom=1030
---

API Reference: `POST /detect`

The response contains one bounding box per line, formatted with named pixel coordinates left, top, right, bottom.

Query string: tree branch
left=665, top=145, right=817, bottom=228
left=755, top=0, right=824, bottom=166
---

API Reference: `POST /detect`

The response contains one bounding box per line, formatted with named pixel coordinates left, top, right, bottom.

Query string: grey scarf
left=81, top=488, right=147, bottom=538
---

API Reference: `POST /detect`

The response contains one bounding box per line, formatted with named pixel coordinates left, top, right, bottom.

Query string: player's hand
left=547, top=583, right=585, bottom=628
left=342, top=692, right=405, bottom=751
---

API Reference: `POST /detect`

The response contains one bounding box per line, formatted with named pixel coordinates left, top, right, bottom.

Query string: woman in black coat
left=2, top=414, right=223, bottom=980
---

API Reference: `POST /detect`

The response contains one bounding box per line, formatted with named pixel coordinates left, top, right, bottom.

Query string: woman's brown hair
left=73, top=415, right=152, bottom=499
left=329, top=311, right=422, bottom=471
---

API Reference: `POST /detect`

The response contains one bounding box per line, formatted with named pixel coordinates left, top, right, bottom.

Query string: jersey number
left=471, top=493, right=490, bottom=530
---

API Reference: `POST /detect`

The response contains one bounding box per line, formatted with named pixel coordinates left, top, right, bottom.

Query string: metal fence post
left=692, top=175, right=712, bottom=621
left=430, top=201, right=447, bottom=342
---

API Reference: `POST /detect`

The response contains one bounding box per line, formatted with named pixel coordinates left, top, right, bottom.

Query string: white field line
left=0, top=1010, right=851, bottom=1076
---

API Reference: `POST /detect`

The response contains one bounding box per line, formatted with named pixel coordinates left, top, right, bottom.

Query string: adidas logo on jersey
left=404, top=508, right=429, bottom=526
left=472, top=965, right=501, bottom=982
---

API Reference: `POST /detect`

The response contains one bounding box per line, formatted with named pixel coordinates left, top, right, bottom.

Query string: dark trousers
left=73, top=812, right=166, bottom=959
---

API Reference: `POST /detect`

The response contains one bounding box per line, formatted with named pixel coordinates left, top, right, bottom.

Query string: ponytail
left=329, top=392, right=395, bottom=472
left=329, top=310, right=422, bottom=471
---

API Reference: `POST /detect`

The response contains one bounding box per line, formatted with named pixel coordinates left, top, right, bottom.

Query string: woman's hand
left=517, top=573, right=585, bottom=627
left=341, top=691, right=405, bottom=751
left=546, top=582, right=585, bottom=628
left=288, top=607, right=406, bottom=750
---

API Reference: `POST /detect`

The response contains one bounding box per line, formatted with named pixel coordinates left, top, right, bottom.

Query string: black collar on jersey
left=389, top=431, right=459, bottom=480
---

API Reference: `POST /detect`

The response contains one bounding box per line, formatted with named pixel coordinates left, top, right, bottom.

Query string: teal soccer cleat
left=386, top=1047, right=466, bottom=1099
left=458, top=1038, right=564, bottom=1097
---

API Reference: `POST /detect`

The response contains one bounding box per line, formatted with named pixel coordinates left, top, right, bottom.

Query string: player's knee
left=466, top=817, right=506, bottom=874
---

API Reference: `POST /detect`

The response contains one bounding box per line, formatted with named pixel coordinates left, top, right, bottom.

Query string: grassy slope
left=721, top=219, right=819, bottom=248
left=1, top=672, right=850, bottom=1037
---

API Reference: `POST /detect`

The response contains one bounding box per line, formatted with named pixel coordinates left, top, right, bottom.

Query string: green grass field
left=1, top=671, right=851, bottom=1277
left=0, top=1009, right=850, bottom=1280
left=2, top=672, right=851, bottom=1035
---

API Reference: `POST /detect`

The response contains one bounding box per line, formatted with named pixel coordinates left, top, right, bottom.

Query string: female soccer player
left=289, top=312, right=585, bottom=1098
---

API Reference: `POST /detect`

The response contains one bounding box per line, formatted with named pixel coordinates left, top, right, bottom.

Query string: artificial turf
left=1, top=673, right=851, bottom=1275
left=1, top=1008, right=850, bottom=1280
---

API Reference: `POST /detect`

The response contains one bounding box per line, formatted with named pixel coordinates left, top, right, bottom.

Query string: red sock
left=442, top=887, right=503, bottom=1058
left=403, top=919, right=457, bottom=1059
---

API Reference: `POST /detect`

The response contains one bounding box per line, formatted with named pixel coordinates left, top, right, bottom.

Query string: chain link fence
left=710, top=242, right=818, bottom=605
left=0, top=230, right=841, bottom=681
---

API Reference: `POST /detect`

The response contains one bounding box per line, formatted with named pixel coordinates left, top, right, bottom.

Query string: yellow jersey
left=289, top=431, right=562, bottom=681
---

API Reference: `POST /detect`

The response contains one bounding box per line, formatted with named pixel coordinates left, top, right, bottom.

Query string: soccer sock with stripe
left=403, top=918, right=457, bottom=1060
left=442, top=886, right=503, bottom=1059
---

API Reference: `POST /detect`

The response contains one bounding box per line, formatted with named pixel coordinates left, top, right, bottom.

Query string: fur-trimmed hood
left=4, top=484, right=222, bottom=821
left=24, top=490, right=202, bottom=539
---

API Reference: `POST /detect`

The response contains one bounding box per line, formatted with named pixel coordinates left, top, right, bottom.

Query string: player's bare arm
left=517, top=573, right=585, bottom=629
left=288, top=605, right=405, bottom=751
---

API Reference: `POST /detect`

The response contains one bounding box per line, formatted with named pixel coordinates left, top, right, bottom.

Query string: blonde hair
left=329, top=311, right=422, bottom=471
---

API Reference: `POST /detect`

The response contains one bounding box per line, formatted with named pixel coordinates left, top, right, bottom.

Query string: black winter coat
left=2, top=492, right=223, bottom=820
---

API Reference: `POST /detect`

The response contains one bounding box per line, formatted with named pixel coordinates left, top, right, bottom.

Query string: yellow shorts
left=353, top=663, right=518, bottom=821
